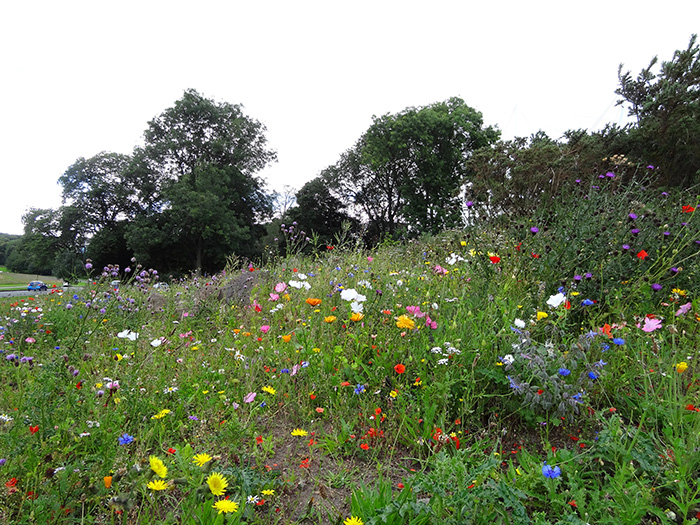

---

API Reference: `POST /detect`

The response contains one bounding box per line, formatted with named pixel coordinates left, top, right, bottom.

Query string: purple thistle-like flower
left=629, top=213, right=637, bottom=220
left=530, top=227, right=539, bottom=234
left=631, top=228, right=640, bottom=235
left=85, top=263, right=93, bottom=270
left=651, top=283, right=662, bottom=291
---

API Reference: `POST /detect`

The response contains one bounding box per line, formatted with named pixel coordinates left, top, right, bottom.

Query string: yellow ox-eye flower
left=206, top=472, right=229, bottom=496
left=291, top=428, right=308, bottom=437
left=306, top=298, right=322, bottom=307
left=193, top=453, right=212, bottom=467
left=324, top=316, right=337, bottom=323
left=149, top=456, right=167, bottom=478
left=213, top=499, right=239, bottom=514
left=349, top=312, right=364, bottom=322
left=396, top=315, right=415, bottom=330
left=147, top=479, right=168, bottom=491
left=537, top=311, right=548, bottom=320
left=262, top=386, right=276, bottom=395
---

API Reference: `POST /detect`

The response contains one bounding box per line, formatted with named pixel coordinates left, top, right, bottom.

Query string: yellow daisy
left=206, top=472, right=229, bottom=496
left=147, top=479, right=168, bottom=491
left=213, top=499, right=239, bottom=514
left=149, top=456, right=167, bottom=478
left=262, top=386, right=276, bottom=395
left=291, top=428, right=308, bottom=437
left=344, top=516, right=364, bottom=525
left=395, top=315, right=415, bottom=330
left=192, top=453, right=212, bottom=467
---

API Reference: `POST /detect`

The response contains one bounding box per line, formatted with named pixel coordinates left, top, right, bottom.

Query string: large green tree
left=324, top=98, right=499, bottom=240
left=616, top=34, right=700, bottom=187
left=127, top=89, right=276, bottom=272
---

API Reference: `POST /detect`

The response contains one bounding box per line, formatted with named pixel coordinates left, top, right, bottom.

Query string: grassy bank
left=1, top=175, right=699, bottom=524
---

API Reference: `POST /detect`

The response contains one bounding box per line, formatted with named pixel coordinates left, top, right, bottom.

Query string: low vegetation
left=1, top=173, right=698, bottom=524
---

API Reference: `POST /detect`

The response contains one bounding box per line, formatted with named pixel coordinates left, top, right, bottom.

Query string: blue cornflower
left=542, top=463, right=561, bottom=479
left=558, top=368, right=571, bottom=376
left=557, top=286, right=566, bottom=294
left=588, top=371, right=599, bottom=380
left=354, top=384, right=365, bottom=395
left=581, top=299, right=594, bottom=306
left=280, top=368, right=290, bottom=374
left=600, top=344, right=610, bottom=352
left=118, top=433, right=134, bottom=445
left=612, top=337, right=625, bottom=346
left=594, top=360, right=608, bottom=368
left=572, top=392, right=583, bottom=403
left=301, top=361, right=309, bottom=368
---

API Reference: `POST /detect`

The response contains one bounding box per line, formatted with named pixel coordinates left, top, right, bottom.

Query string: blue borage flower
left=353, top=384, right=365, bottom=395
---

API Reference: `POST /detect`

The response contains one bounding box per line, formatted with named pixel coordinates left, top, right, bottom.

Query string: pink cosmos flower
left=269, top=293, right=279, bottom=301
left=274, top=282, right=288, bottom=293
left=243, top=392, right=257, bottom=403
left=406, top=306, right=426, bottom=318
left=640, top=317, right=663, bottom=332
left=260, top=325, right=271, bottom=334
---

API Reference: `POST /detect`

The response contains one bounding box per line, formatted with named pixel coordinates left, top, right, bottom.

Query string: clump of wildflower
left=396, top=315, right=415, bottom=330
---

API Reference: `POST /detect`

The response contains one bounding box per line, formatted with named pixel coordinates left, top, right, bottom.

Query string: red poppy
left=5, top=477, right=18, bottom=487
left=256, top=436, right=263, bottom=445
left=360, top=443, right=369, bottom=450
left=637, top=250, right=648, bottom=260
left=167, top=448, right=176, bottom=454
left=682, top=205, right=695, bottom=213
left=29, top=425, right=39, bottom=435
left=489, top=256, right=501, bottom=264
left=394, top=364, right=406, bottom=374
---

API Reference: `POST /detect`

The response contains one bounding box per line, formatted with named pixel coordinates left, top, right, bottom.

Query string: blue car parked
left=28, top=281, right=48, bottom=291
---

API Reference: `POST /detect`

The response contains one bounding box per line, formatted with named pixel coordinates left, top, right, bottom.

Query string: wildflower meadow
left=1, top=174, right=699, bottom=524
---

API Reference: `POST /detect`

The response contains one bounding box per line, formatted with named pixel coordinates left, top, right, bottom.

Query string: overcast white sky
left=1, top=1, right=698, bottom=235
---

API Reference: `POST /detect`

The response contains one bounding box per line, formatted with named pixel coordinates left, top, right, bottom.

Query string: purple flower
left=85, top=263, right=93, bottom=270
left=676, top=302, right=692, bottom=317
left=530, top=227, right=539, bottom=234
left=622, top=244, right=630, bottom=251
left=584, top=272, right=593, bottom=279
left=606, top=172, right=615, bottom=178
left=651, top=283, right=662, bottom=291
left=465, top=201, right=474, bottom=208
left=574, top=275, right=582, bottom=282
left=0, top=458, right=6, bottom=467
left=631, top=228, right=640, bottom=235
left=628, top=213, right=637, bottom=220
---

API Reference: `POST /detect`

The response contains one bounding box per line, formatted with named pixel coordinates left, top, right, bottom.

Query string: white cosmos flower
left=150, top=338, right=163, bottom=347
left=340, top=288, right=358, bottom=301
left=514, top=318, right=526, bottom=329
left=546, top=293, right=566, bottom=309
left=117, top=330, right=139, bottom=341
left=350, top=301, right=364, bottom=313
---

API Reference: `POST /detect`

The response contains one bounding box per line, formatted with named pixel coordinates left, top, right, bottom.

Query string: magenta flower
left=268, top=293, right=279, bottom=301
left=640, top=317, right=663, bottom=332
left=260, top=325, right=271, bottom=334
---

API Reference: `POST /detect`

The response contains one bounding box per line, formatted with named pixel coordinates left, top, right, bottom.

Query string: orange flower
left=306, top=298, right=322, bottom=307
left=282, top=334, right=292, bottom=343
left=349, top=312, right=364, bottom=322
left=104, top=476, right=113, bottom=489
left=394, top=364, right=406, bottom=374
left=360, top=443, right=369, bottom=450
left=324, top=316, right=337, bottom=323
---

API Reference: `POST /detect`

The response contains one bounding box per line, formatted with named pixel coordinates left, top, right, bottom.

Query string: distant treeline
left=4, top=36, right=699, bottom=279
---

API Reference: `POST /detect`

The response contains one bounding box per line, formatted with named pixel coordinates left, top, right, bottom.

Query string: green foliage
left=617, top=34, right=700, bottom=187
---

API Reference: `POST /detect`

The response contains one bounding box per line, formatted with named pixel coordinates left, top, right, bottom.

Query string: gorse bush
left=0, top=174, right=699, bottom=523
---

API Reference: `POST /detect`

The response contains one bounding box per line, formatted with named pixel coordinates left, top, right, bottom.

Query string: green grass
left=0, top=269, right=63, bottom=290
left=0, top=175, right=699, bottom=524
